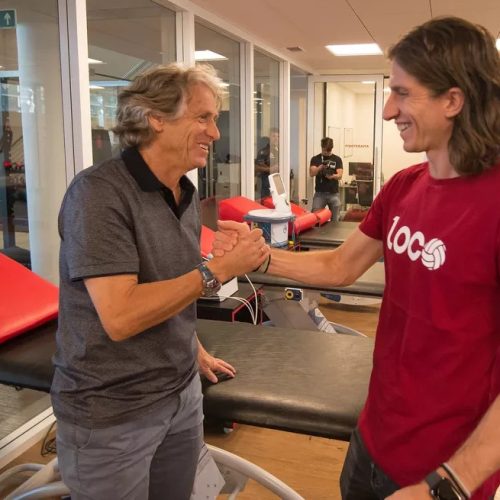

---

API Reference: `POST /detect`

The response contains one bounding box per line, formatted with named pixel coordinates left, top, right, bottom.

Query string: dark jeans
left=340, top=428, right=400, bottom=500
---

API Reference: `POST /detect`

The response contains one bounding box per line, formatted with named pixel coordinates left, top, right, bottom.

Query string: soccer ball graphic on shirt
left=421, top=238, right=447, bottom=271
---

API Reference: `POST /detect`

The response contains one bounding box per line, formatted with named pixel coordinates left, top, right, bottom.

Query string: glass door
left=306, top=75, right=384, bottom=221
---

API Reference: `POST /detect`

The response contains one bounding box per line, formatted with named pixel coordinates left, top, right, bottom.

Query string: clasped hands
left=210, top=220, right=271, bottom=279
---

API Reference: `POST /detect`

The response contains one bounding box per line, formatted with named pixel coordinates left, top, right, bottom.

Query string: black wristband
left=262, top=253, right=271, bottom=273
left=252, top=254, right=271, bottom=274
left=441, top=463, right=471, bottom=499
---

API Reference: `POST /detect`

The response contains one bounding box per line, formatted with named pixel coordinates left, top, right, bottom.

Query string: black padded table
left=0, top=319, right=373, bottom=442
left=199, top=320, right=373, bottom=441
left=298, top=221, right=359, bottom=249
left=243, top=261, right=385, bottom=298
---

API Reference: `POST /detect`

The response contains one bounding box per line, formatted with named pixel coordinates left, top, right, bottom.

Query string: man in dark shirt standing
left=309, top=137, right=343, bottom=221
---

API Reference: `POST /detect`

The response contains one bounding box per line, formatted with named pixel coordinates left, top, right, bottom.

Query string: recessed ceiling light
left=88, top=58, right=104, bottom=64
left=325, top=43, right=382, bottom=56
left=195, top=50, right=227, bottom=61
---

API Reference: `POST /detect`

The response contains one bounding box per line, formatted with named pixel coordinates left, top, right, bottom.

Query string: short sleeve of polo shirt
left=59, top=173, right=139, bottom=281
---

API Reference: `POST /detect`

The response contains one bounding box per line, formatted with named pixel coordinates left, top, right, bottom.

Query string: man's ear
left=148, top=113, right=164, bottom=133
left=444, top=87, right=465, bottom=118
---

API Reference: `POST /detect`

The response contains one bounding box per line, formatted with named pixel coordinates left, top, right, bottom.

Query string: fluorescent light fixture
left=90, top=80, right=130, bottom=87
left=497, top=38, right=500, bottom=50
left=326, top=43, right=382, bottom=56
left=195, top=50, right=227, bottom=61
left=88, top=57, right=104, bottom=64
left=362, top=80, right=375, bottom=84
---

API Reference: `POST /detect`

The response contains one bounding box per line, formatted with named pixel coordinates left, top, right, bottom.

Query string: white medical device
left=245, top=173, right=294, bottom=247
left=268, top=173, right=292, bottom=214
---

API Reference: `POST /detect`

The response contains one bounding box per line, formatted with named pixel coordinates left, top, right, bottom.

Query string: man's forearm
left=267, top=247, right=350, bottom=287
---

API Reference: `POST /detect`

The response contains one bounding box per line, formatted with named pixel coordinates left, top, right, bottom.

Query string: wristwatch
left=197, top=262, right=222, bottom=297
left=425, top=471, right=462, bottom=500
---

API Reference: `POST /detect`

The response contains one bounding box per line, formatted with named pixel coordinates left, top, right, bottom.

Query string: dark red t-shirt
left=359, top=162, right=500, bottom=499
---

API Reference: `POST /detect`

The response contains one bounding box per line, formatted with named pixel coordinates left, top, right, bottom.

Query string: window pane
left=86, top=0, right=176, bottom=162
left=0, top=0, right=65, bottom=442
left=290, top=66, right=308, bottom=204
left=195, top=21, right=241, bottom=224
left=254, top=50, right=279, bottom=201
left=0, top=0, right=66, bottom=278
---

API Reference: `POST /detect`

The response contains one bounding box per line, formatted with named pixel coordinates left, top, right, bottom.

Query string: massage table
left=298, top=220, right=359, bottom=249
left=0, top=319, right=373, bottom=499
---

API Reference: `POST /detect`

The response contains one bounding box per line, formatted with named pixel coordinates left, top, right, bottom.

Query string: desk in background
left=298, top=220, right=359, bottom=249
left=197, top=282, right=263, bottom=324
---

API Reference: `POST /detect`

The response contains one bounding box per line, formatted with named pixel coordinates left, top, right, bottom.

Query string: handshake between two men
left=206, top=220, right=271, bottom=283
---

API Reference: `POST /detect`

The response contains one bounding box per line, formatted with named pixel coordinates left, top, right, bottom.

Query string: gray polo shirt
left=51, top=148, right=201, bottom=427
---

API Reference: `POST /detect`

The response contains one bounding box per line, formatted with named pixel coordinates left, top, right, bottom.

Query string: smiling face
left=157, top=83, right=220, bottom=172
left=383, top=61, right=456, bottom=158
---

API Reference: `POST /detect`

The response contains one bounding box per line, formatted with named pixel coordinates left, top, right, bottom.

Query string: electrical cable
left=40, top=420, right=57, bottom=456
left=244, top=273, right=259, bottom=324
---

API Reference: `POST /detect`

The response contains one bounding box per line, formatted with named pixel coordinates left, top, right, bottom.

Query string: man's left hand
left=198, top=347, right=236, bottom=384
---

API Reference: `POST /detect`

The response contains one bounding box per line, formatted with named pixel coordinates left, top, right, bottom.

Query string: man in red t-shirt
left=214, top=16, right=500, bottom=500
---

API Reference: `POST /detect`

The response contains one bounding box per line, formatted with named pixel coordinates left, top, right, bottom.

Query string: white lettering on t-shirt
left=387, top=216, right=446, bottom=271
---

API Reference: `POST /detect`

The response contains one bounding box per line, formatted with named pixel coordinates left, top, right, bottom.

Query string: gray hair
left=113, top=63, right=225, bottom=148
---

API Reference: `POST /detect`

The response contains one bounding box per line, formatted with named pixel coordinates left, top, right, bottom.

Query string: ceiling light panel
left=325, top=43, right=382, bottom=56
left=194, top=50, right=227, bottom=61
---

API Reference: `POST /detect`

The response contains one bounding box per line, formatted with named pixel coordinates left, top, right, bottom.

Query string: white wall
left=325, top=84, right=375, bottom=182
left=381, top=85, right=426, bottom=183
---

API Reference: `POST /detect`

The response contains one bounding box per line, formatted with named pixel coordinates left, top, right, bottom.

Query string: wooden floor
left=0, top=298, right=381, bottom=499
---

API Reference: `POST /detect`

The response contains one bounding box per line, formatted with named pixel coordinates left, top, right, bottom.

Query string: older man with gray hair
left=52, top=63, right=268, bottom=500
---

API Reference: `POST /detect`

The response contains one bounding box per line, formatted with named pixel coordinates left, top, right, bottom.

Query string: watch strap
left=197, top=262, right=221, bottom=297
left=425, top=471, right=463, bottom=500
left=425, top=471, right=443, bottom=498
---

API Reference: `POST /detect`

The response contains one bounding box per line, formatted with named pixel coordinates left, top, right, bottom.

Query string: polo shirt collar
left=121, top=147, right=196, bottom=216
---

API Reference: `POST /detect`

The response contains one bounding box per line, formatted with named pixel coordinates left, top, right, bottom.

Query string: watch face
left=436, top=478, right=460, bottom=500
left=198, top=263, right=222, bottom=297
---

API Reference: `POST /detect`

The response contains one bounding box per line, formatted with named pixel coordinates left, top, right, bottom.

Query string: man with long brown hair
left=215, top=17, right=500, bottom=499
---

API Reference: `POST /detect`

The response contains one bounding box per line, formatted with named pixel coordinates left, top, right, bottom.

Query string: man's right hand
left=208, top=220, right=270, bottom=282
left=211, top=220, right=249, bottom=257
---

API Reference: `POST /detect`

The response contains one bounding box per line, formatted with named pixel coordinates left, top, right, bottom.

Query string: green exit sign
left=0, top=9, right=16, bottom=29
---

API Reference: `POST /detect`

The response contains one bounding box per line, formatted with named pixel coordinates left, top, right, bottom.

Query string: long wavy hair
left=388, top=17, right=500, bottom=175
left=113, top=63, right=225, bottom=148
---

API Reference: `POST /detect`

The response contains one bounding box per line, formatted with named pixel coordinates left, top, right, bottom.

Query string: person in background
left=255, top=127, right=279, bottom=199
left=214, top=16, right=500, bottom=500
left=52, top=63, right=269, bottom=500
left=310, top=137, right=343, bottom=221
